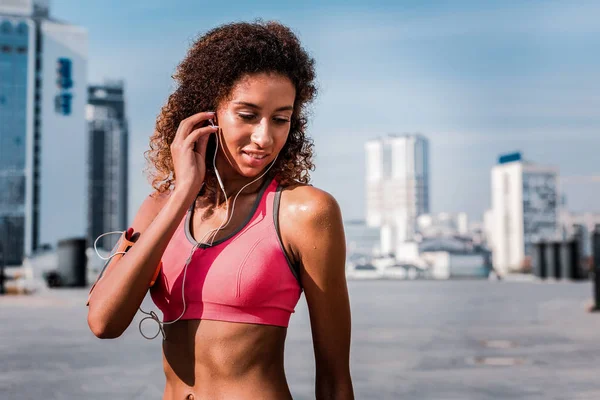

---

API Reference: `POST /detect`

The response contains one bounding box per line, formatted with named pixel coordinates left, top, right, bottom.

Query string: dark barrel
left=57, top=237, right=87, bottom=287
left=532, top=242, right=547, bottom=279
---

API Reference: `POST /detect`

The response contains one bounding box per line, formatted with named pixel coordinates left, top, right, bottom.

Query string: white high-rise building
left=490, top=152, right=559, bottom=275
left=365, top=134, right=429, bottom=253
left=0, top=0, right=88, bottom=264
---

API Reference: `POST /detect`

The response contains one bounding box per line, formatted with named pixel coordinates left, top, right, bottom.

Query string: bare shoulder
left=278, top=183, right=345, bottom=265
left=130, top=189, right=173, bottom=233
left=279, top=183, right=342, bottom=226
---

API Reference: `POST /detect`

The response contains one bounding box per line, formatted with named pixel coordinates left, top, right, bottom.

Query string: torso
left=153, top=176, right=305, bottom=400
left=161, top=320, right=291, bottom=399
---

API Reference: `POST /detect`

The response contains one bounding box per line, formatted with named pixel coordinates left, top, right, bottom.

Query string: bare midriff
left=161, top=319, right=293, bottom=400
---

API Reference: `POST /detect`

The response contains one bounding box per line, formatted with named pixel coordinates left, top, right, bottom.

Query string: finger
left=174, top=111, right=216, bottom=142
left=185, top=124, right=218, bottom=149
left=194, top=132, right=211, bottom=159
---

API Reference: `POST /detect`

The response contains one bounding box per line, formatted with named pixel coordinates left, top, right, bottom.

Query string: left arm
left=283, top=186, right=354, bottom=400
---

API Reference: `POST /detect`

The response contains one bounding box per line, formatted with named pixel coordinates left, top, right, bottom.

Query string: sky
left=52, top=0, right=600, bottom=222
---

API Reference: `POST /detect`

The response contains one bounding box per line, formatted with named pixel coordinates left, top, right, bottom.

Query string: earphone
left=94, top=116, right=278, bottom=340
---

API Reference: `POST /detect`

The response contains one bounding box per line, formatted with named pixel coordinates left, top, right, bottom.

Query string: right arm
left=87, top=188, right=196, bottom=339
left=87, top=111, right=217, bottom=339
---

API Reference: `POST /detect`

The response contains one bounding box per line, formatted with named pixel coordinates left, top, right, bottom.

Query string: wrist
left=171, top=184, right=200, bottom=205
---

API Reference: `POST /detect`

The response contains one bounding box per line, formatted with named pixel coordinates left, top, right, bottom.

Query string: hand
left=170, top=111, right=219, bottom=196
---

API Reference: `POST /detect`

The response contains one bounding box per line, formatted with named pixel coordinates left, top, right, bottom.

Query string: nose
left=250, top=118, right=274, bottom=149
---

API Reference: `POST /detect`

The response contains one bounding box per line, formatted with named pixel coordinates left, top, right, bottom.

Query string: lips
left=242, top=151, right=268, bottom=160
left=241, top=151, right=270, bottom=167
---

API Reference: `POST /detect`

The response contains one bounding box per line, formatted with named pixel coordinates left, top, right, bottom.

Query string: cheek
left=218, top=111, right=239, bottom=133
left=276, top=129, right=290, bottom=149
left=218, top=116, right=247, bottom=148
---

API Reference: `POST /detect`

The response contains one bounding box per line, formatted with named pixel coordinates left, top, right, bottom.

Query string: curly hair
left=145, top=20, right=317, bottom=197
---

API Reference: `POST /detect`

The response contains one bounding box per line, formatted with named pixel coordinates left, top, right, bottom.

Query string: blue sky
left=53, top=0, right=600, bottom=221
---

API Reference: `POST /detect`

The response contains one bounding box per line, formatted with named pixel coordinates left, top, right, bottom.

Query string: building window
left=382, top=144, right=392, bottom=179
left=0, top=21, right=12, bottom=34
left=16, top=47, right=27, bottom=54
left=1, top=45, right=11, bottom=53
left=16, top=22, right=28, bottom=35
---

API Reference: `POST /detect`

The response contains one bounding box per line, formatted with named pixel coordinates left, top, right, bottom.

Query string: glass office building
left=0, top=16, right=34, bottom=265
left=0, top=1, right=87, bottom=265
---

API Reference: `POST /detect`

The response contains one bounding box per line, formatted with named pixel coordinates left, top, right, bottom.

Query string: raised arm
left=282, top=186, right=354, bottom=399
left=87, top=111, right=217, bottom=339
left=87, top=189, right=195, bottom=338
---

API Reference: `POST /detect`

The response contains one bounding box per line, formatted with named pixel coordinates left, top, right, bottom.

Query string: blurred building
left=0, top=0, right=88, bottom=265
left=413, top=215, right=491, bottom=279
left=421, top=249, right=491, bottom=279
left=344, top=220, right=380, bottom=257
left=416, top=212, right=472, bottom=238
left=365, top=134, right=429, bottom=253
left=483, top=209, right=495, bottom=249
left=355, top=135, right=490, bottom=280
left=347, top=232, right=491, bottom=280
left=489, top=152, right=559, bottom=275
left=559, top=211, right=600, bottom=258
left=87, top=82, right=129, bottom=250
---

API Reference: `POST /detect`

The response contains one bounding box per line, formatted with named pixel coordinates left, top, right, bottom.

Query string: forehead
left=228, top=73, right=296, bottom=104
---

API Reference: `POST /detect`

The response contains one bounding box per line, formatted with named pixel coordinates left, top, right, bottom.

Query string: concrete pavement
left=1, top=280, right=600, bottom=399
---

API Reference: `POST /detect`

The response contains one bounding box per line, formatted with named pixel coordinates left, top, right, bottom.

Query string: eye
left=238, top=113, right=256, bottom=121
left=273, top=117, right=290, bottom=124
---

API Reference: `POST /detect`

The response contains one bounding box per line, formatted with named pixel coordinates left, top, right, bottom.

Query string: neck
left=218, top=174, right=268, bottom=199
left=206, top=155, right=270, bottom=204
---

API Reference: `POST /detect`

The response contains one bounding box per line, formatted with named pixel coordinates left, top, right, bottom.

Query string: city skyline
left=45, top=0, right=600, bottom=223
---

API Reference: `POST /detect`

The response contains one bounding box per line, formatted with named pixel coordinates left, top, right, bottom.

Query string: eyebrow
left=233, top=101, right=294, bottom=112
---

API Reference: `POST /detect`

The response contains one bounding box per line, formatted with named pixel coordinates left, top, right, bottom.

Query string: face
left=214, top=72, right=296, bottom=178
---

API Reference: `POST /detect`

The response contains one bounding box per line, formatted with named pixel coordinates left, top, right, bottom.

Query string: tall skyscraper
left=365, top=134, right=430, bottom=251
left=0, top=0, right=88, bottom=265
left=87, top=81, right=129, bottom=250
left=490, top=152, right=559, bottom=275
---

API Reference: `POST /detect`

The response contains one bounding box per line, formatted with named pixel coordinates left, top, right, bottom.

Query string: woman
left=87, top=21, right=353, bottom=400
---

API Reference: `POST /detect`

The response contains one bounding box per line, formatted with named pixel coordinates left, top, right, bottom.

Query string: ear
left=212, top=107, right=221, bottom=126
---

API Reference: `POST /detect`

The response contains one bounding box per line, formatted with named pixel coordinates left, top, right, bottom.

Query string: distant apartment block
left=489, top=152, right=559, bottom=275
left=365, top=134, right=429, bottom=251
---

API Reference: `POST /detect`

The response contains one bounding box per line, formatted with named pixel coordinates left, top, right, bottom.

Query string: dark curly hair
left=145, top=20, right=317, bottom=197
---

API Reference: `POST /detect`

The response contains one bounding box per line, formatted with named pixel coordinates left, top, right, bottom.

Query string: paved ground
left=1, top=279, right=600, bottom=399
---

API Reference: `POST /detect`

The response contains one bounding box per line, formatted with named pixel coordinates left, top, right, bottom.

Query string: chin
left=237, top=165, right=269, bottom=179
left=236, top=153, right=275, bottom=177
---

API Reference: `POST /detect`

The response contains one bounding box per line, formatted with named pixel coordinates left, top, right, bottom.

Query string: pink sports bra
left=150, top=177, right=302, bottom=328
